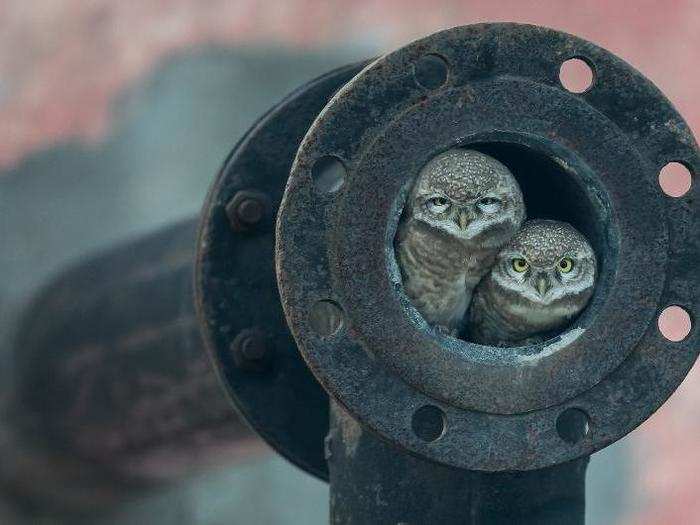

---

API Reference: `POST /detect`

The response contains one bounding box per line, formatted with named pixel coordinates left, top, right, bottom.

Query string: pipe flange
left=196, top=63, right=367, bottom=481
left=276, top=24, right=699, bottom=471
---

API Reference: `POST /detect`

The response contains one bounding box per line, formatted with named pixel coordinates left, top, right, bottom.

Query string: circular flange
left=276, top=24, right=699, bottom=471
left=196, top=62, right=367, bottom=481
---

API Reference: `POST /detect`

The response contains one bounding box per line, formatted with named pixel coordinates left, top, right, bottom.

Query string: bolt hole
left=311, top=156, right=346, bottom=194
left=658, top=305, right=692, bottom=342
left=559, top=58, right=594, bottom=94
left=659, top=162, right=693, bottom=198
left=411, top=405, right=446, bottom=442
left=413, top=54, right=449, bottom=90
left=556, top=408, right=590, bottom=444
left=309, top=299, right=344, bottom=337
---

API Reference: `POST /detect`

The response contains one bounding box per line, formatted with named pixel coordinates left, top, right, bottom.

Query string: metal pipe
left=3, top=219, right=263, bottom=512
left=328, top=402, right=588, bottom=524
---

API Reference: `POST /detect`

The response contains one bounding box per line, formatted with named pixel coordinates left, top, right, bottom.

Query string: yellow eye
left=558, top=257, right=574, bottom=273
left=511, top=258, right=529, bottom=273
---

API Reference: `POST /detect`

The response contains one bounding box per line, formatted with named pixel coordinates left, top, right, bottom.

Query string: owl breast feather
left=396, top=221, right=492, bottom=332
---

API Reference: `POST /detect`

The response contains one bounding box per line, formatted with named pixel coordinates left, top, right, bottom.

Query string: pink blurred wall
left=1, top=1, right=698, bottom=171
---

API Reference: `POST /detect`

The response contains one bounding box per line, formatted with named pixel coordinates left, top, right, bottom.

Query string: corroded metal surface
left=276, top=23, right=699, bottom=471
left=328, top=402, right=587, bottom=524
left=196, top=62, right=367, bottom=481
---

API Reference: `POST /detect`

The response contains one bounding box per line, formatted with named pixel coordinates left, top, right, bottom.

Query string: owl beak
left=536, top=275, right=551, bottom=297
left=457, top=211, right=470, bottom=230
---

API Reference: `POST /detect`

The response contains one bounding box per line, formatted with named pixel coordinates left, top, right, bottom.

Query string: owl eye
left=476, top=197, right=502, bottom=214
left=511, top=258, right=529, bottom=273
left=427, top=196, right=450, bottom=214
left=558, top=257, right=574, bottom=273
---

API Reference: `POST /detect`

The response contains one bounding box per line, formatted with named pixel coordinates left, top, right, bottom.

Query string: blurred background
left=0, top=1, right=697, bottom=523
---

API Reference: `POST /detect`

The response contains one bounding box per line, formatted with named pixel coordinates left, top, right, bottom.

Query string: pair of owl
left=396, top=149, right=597, bottom=346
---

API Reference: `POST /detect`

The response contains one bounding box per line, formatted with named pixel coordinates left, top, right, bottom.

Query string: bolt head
left=237, top=198, right=264, bottom=225
left=226, top=190, right=268, bottom=232
left=231, top=329, right=271, bottom=372
left=241, top=335, right=266, bottom=360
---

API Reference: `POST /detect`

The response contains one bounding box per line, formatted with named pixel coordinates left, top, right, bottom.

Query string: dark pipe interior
left=470, top=142, right=605, bottom=256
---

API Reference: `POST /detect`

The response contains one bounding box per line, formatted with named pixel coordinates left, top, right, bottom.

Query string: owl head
left=491, top=219, right=597, bottom=326
left=408, top=149, right=525, bottom=249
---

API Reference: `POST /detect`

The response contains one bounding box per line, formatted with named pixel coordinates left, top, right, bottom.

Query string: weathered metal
left=2, top=62, right=369, bottom=514
left=276, top=23, right=699, bottom=472
left=328, top=402, right=588, bottom=525
left=5, top=220, right=263, bottom=511
left=196, top=61, right=368, bottom=481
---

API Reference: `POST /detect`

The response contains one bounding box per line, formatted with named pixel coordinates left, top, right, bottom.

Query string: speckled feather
left=424, top=150, right=508, bottom=202
left=509, top=221, right=590, bottom=267
left=396, top=149, right=525, bottom=333
left=468, top=220, right=597, bottom=346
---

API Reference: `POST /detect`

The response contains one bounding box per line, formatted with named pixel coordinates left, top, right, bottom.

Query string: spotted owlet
left=467, top=219, right=597, bottom=346
left=395, top=149, right=526, bottom=334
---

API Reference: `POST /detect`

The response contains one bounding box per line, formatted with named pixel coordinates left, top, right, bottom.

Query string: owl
left=467, top=219, right=597, bottom=346
left=395, top=148, right=525, bottom=334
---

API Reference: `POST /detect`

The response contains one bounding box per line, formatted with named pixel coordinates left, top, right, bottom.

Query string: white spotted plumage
left=467, top=219, right=597, bottom=346
left=395, top=149, right=525, bottom=334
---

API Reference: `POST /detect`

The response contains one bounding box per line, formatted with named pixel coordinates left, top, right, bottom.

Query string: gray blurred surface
left=99, top=455, right=328, bottom=525
left=0, top=45, right=629, bottom=524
